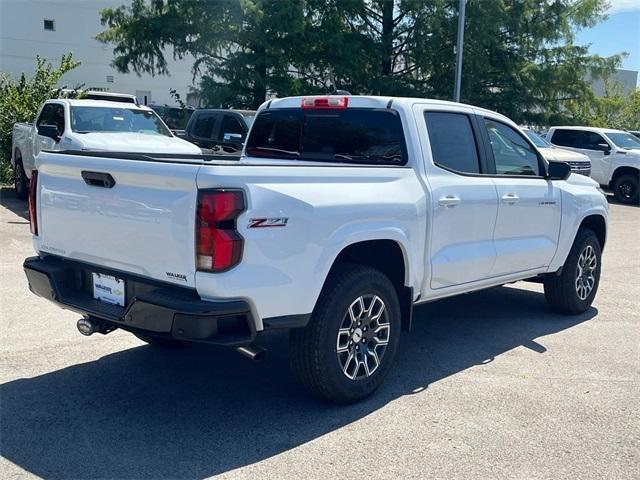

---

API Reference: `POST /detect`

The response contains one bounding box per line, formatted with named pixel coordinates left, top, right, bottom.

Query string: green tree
left=97, top=0, right=310, bottom=108
left=0, top=54, right=80, bottom=183
left=567, top=78, right=640, bottom=130
left=98, top=0, right=622, bottom=122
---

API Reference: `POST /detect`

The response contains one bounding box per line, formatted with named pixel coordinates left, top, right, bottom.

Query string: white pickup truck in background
left=521, top=128, right=591, bottom=177
left=24, top=95, right=608, bottom=403
left=11, top=97, right=202, bottom=199
left=547, top=126, right=640, bottom=204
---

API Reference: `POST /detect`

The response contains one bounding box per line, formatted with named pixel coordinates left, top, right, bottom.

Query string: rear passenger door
left=480, top=116, right=561, bottom=276
left=417, top=106, right=499, bottom=289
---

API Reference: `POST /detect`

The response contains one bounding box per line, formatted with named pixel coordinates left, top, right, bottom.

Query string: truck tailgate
left=35, top=151, right=201, bottom=287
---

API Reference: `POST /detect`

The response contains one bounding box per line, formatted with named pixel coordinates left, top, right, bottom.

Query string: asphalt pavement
left=0, top=186, right=638, bottom=479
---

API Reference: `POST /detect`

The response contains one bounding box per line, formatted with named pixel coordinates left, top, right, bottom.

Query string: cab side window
left=36, top=104, right=55, bottom=127
left=424, top=112, right=481, bottom=174
left=50, top=104, right=65, bottom=136
left=575, top=131, right=607, bottom=150
left=549, top=129, right=578, bottom=148
left=192, top=113, right=217, bottom=139
left=220, top=115, right=244, bottom=140
left=484, top=120, right=540, bottom=176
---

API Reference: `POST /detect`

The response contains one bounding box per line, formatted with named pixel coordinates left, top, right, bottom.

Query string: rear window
left=245, top=108, right=407, bottom=165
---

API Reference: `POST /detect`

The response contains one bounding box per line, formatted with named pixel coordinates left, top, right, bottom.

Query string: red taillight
left=28, top=170, right=38, bottom=236
left=301, top=96, right=349, bottom=110
left=196, top=190, right=245, bottom=272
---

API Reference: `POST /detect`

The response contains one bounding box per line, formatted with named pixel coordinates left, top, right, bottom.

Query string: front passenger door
left=482, top=118, right=561, bottom=276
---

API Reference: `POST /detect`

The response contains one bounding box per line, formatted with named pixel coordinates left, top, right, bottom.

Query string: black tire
left=133, top=333, right=185, bottom=348
left=612, top=173, right=639, bottom=205
left=544, top=228, right=602, bottom=314
left=289, top=264, right=401, bottom=404
left=14, top=157, right=28, bottom=201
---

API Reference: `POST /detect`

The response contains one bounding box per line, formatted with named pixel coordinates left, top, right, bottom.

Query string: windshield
left=606, top=132, right=640, bottom=149
left=523, top=129, right=551, bottom=148
left=71, top=107, right=172, bottom=136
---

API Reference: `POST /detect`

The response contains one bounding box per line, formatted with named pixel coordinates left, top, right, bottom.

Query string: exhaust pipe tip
left=235, top=344, right=267, bottom=361
left=77, top=318, right=98, bottom=336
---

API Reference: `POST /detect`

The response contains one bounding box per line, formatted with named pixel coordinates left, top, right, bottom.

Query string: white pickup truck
left=11, top=98, right=202, bottom=199
left=547, top=126, right=640, bottom=204
left=24, top=95, right=608, bottom=403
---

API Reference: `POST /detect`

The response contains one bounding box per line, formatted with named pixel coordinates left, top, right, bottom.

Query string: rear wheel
left=14, top=157, right=28, bottom=201
left=543, top=228, right=601, bottom=314
left=289, top=264, right=401, bottom=404
left=612, top=173, right=639, bottom=205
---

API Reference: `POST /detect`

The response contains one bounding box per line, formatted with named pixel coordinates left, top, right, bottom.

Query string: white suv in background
left=547, top=126, right=640, bottom=204
left=522, top=128, right=591, bottom=177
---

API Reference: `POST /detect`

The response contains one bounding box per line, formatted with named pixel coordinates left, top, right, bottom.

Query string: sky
left=574, top=1, right=640, bottom=72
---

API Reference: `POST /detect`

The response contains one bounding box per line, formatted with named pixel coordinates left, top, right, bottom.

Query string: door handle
left=438, top=195, right=461, bottom=207
left=81, top=171, right=116, bottom=188
left=501, top=193, right=520, bottom=204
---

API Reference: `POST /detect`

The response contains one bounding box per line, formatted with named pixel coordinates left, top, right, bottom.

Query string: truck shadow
left=0, top=187, right=29, bottom=221
left=0, top=286, right=596, bottom=479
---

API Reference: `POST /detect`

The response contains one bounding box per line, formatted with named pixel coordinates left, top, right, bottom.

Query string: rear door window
left=550, top=129, right=578, bottom=147
left=192, top=113, right=217, bottom=139
left=424, top=112, right=480, bottom=174
left=246, top=108, right=407, bottom=165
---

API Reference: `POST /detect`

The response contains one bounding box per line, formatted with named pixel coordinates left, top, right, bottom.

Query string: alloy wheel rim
left=618, top=181, right=634, bottom=199
left=336, top=294, right=390, bottom=380
left=575, top=245, right=597, bottom=300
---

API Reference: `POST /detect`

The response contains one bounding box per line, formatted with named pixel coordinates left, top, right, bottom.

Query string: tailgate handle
left=81, top=171, right=115, bottom=188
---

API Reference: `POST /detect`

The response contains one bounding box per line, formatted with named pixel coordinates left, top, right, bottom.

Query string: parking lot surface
left=1, top=187, right=638, bottom=479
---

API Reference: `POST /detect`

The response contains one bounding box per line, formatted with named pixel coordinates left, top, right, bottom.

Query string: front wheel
left=544, top=228, right=602, bottom=314
left=289, top=264, right=401, bottom=404
left=612, top=174, right=639, bottom=205
left=14, top=158, right=28, bottom=201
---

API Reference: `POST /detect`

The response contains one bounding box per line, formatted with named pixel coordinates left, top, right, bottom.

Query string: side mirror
left=223, top=132, right=243, bottom=143
left=37, top=124, right=60, bottom=142
left=546, top=161, right=571, bottom=181
left=597, top=143, right=611, bottom=155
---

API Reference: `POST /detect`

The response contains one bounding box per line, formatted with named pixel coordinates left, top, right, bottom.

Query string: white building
left=0, top=0, right=198, bottom=106
left=590, top=69, right=639, bottom=97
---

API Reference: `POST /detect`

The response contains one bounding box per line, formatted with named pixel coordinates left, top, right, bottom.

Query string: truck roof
left=47, top=99, right=153, bottom=110
left=265, top=95, right=511, bottom=122
left=550, top=126, right=627, bottom=135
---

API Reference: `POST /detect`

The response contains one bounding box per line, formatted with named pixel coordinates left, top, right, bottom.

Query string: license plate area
left=92, top=273, right=126, bottom=307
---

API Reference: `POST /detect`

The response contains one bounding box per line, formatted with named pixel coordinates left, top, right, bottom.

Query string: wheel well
left=13, top=148, right=22, bottom=164
left=610, top=166, right=639, bottom=186
left=330, top=240, right=414, bottom=331
left=579, top=215, right=606, bottom=249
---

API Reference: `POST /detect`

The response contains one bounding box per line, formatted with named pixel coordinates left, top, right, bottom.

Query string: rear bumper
left=23, top=255, right=256, bottom=345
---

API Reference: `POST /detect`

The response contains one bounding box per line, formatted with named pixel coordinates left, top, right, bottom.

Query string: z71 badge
left=248, top=218, right=289, bottom=228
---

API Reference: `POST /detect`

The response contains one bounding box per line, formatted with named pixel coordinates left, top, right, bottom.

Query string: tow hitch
left=76, top=317, right=116, bottom=336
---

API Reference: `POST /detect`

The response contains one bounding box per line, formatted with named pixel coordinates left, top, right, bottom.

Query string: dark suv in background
left=178, top=109, right=255, bottom=154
